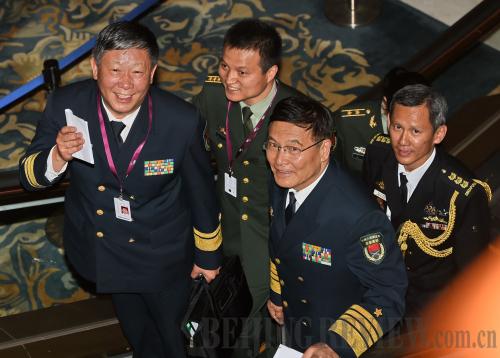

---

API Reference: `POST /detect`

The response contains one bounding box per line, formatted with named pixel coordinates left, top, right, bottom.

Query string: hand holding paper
left=273, top=344, right=302, bottom=358
left=64, top=109, right=94, bottom=164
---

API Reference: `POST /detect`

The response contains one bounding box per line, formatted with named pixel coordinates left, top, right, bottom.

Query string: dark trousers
left=112, top=278, right=190, bottom=358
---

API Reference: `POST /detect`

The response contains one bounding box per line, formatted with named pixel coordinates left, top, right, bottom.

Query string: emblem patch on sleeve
left=360, top=233, right=385, bottom=264
left=302, top=243, right=332, bottom=266
left=144, top=159, right=174, bottom=176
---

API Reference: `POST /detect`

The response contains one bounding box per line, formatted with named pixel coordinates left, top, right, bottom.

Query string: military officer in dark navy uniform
left=335, top=68, right=429, bottom=176
left=363, top=84, right=491, bottom=317
left=193, top=19, right=304, bottom=356
left=265, top=96, right=407, bottom=357
left=19, top=22, right=222, bottom=357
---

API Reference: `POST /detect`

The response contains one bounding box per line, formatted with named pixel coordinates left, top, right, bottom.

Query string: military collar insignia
left=376, top=181, right=384, bottom=191
left=269, top=206, right=274, bottom=217
left=360, top=233, right=385, bottom=264
left=369, top=116, right=377, bottom=128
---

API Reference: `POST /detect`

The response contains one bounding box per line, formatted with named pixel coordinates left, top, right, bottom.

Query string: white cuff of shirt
left=45, top=145, right=68, bottom=182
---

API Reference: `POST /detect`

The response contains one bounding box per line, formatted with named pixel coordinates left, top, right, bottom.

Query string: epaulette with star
left=204, top=75, right=221, bottom=84
left=369, top=133, right=391, bottom=146
left=439, top=168, right=492, bottom=201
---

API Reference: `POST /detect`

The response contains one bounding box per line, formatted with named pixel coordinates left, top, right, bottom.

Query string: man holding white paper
left=19, top=21, right=222, bottom=357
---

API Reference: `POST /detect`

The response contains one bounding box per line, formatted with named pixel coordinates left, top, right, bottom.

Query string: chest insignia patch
left=144, top=159, right=174, bottom=176
left=302, top=243, right=332, bottom=266
left=352, top=146, right=366, bottom=160
left=360, top=232, right=385, bottom=264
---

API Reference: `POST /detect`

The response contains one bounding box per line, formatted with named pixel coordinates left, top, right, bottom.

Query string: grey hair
left=92, top=21, right=159, bottom=65
left=390, top=84, right=447, bottom=130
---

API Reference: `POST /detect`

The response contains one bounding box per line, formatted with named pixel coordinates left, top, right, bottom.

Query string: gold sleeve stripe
left=270, top=260, right=281, bottom=295
left=473, top=179, right=492, bottom=202
left=342, top=312, right=378, bottom=345
left=270, top=277, right=281, bottom=295
left=194, top=224, right=222, bottom=252
left=193, top=223, right=221, bottom=239
left=24, top=152, right=45, bottom=189
left=329, top=319, right=368, bottom=357
left=350, top=305, right=383, bottom=338
left=270, top=260, right=278, bottom=274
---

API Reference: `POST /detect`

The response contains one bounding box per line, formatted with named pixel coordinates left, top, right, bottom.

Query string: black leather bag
left=181, top=256, right=253, bottom=358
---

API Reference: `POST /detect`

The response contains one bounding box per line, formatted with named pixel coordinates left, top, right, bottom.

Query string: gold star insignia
left=374, top=308, right=383, bottom=317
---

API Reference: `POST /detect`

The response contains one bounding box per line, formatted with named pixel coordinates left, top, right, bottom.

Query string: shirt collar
left=239, top=81, right=277, bottom=126
left=398, top=148, right=436, bottom=196
left=102, top=99, right=140, bottom=128
left=287, top=164, right=329, bottom=211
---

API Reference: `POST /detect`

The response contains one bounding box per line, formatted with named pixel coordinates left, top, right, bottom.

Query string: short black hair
left=391, top=84, right=447, bottom=130
left=270, top=96, right=335, bottom=141
left=223, top=19, right=282, bottom=72
left=92, top=21, right=159, bottom=65
left=382, top=67, right=430, bottom=108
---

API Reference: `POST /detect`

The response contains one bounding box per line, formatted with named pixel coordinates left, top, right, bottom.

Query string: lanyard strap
left=97, top=93, right=153, bottom=193
left=225, top=89, right=277, bottom=173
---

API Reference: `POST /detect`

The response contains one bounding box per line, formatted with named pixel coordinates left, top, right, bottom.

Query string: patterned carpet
left=0, top=0, right=499, bottom=316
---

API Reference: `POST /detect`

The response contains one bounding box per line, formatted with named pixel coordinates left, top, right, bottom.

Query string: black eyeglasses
left=263, top=139, right=325, bottom=158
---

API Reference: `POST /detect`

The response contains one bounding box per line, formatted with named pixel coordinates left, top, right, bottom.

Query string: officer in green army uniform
left=335, top=67, right=429, bottom=175
left=192, top=19, right=303, bottom=356
left=363, top=84, right=492, bottom=318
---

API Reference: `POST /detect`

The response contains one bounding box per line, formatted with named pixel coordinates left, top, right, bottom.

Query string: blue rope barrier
left=0, top=0, right=159, bottom=112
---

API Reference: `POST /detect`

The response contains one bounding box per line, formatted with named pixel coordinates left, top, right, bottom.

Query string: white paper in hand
left=65, top=109, right=94, bottom=164
left=273, top=344, right=302, bottom=358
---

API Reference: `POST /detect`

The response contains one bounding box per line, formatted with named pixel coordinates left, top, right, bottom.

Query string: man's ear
left=90, top=57, right=98, bottom=80
left=150, top=64, right=158, bottom=84
left=320, top=138, right=333, bottom=163
left=433, top=125, right=447, bottom=145
left=265, top=64, right=278, bottom=83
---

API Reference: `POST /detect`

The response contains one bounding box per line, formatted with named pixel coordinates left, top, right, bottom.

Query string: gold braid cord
left=398, top=191, right=458, bottom=258
left=473, top=179, right=492, bottom=202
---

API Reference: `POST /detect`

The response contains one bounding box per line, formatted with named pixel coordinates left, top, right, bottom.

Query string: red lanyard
left=97, top=93, right=152, bottom=195
left=225, top=90, right=277, bottom=174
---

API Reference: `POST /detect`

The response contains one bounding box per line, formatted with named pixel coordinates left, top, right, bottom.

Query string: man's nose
left=118, top=72, right=133, bottom=89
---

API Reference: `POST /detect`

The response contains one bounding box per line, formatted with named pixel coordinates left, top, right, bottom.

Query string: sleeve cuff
left=193, top=223, right=223, bottom=269
left=45, top=146, right=68, bottom=182
left=327, top=304, right=383, bottom=357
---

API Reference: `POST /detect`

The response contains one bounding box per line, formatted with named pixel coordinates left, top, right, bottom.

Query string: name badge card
left=114, top=197, right=132, bottom=221
left=224, top=172, right=237, bottom=198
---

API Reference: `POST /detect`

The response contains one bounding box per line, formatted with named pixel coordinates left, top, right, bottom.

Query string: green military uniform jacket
left=334, top=100, right=384, bottom=176
left=192, top=76, right=301, bottom=312
left=363, top=134, right=492, bottom=315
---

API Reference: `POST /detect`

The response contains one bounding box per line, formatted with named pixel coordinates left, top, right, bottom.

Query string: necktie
left=110, top=121, right=126, bottom=148
left=242, top=106, right=253, bottom=137
left=285, top=191, right=296, bottom=225
left=400, top=173, right=408, bottom=207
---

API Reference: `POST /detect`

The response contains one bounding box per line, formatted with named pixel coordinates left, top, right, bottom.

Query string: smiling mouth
left=397, top=148, right=412, bottom=156
left=115, top=93, right=133, bottom=102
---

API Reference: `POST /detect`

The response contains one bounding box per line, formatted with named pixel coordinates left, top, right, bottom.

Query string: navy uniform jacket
left=363, top=134, right=492, bottom=314
left=19, top=79, right=222, bottom=293
left=269, top=162, right=407, bottom=357
left=192, top=76, right=301, bottom=311
left=334, top=100, right=384, bottom=176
